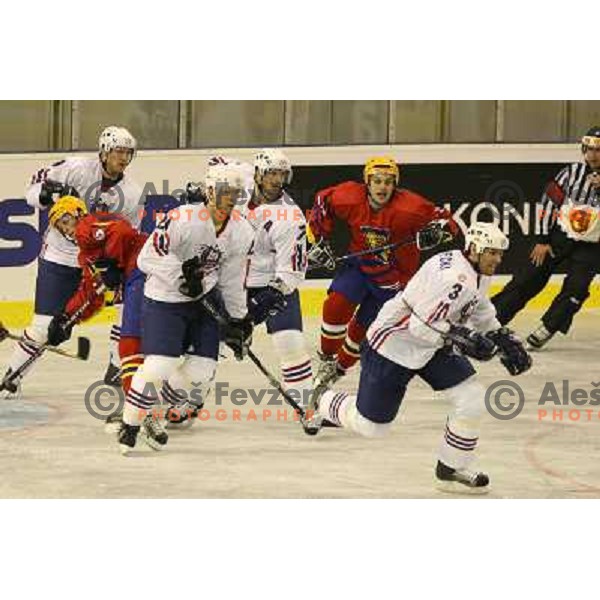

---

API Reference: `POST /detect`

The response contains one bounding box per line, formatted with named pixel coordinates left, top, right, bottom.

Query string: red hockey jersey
left=309, top=181, right=456, bottom=291
left=65, top=213, right=147, bottom=321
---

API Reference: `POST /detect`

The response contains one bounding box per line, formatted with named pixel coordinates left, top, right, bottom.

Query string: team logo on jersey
left=360, top=226, right=391, bottom=263
left=94, top=228, right=106, bottom=241
left=568, top=207, right=596, bottom=233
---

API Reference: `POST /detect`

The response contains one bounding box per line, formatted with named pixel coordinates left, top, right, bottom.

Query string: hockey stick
left=0, top=330, right=91, bottom=361
left=197, top=296, right=323, bottom=434
left=307, top=224, right=454, bottom=272
left=0, top=287, right=100, bottom=392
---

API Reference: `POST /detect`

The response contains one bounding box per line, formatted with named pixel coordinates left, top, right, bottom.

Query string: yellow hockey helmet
left=48, top=196, right=88, bottom=227
left=363, top=156, right=399, bottom=185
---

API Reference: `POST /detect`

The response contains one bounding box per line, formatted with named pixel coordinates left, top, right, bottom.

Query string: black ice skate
left=103, top=362, right=122, bottom=387
left=526, top=324, right=555, bottom=350
left=118, top=424, right=140, bottom=456
left=435, top=460, right=490, bottom=494
left=165, top=401, right=204, bottom=429
left=140, top=414, right=168, bottom=450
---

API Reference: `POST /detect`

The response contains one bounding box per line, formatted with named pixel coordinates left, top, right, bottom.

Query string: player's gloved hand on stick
left=93, top=258, right=123, bottom=290
left=248, top=282, right=288, bottom=324
left=416, top=219, right=452, bottom=251
left=307, top=237, right=336, bottom=271
left=445, top=324, right=496, bottom=361
left=47, top=313, right=74, bottom=346
left=224, top=316, right=253, bottom=360
left=486, top=327, right=532, bottom=375
left=39, top=180, right=79, bottom=208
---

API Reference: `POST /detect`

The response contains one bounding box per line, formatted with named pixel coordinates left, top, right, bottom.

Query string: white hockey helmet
left=205, top=163, right=248, bottom=195
left=254, top=148, right=292, bottom=184
left=98, top=126, right=137, bottom=158
left=464, top=222, right=509, bottom=254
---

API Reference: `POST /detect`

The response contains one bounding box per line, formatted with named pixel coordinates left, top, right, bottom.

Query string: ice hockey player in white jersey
left=0, top=126, right=144, bottom=399
left=118, top=163, right=255, bottom=454
left=238, top=149, right=313, bottom=409
left=313, top=222, right=532, bottom=492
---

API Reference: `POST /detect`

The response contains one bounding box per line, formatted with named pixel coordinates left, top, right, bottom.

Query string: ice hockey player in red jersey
left=44, top=196, right=147, bottom=397
left=307, top=156, right=457, bottom=390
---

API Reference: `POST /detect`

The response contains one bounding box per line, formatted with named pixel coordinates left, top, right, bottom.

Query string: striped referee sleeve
left=536, top=165, right=570, bottom=242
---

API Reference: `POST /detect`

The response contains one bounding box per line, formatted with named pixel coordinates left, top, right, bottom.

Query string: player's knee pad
left=27, top=314, right=53, bottom=343
left=271, top=329, right=308, bottom=362
left=348, top=402, right=393, bottom=438
left=136, top=355, right=180, bottom=384
left=443, top=376, right=486, bottom=421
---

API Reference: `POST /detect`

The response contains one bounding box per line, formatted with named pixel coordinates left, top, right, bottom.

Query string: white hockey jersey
left=241, top=192, right=307, bottom=291
left=367, top=250, right=501, bottom=370
left=25, top=157, right=145, bottom=268
left=137, top=209, right=254, bottom=318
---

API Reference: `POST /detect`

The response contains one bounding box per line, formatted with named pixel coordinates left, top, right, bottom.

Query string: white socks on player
left=6, top=314, right=52, bottom=379
left=438, top=376, right=485, bottom=470
left=271, top=330, right=313, bottom=409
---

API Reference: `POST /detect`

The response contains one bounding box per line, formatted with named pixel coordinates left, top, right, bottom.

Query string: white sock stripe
left=445, top=425, right=478, bottom=445
left=329, top=392, right=348, bottom=424
left=161, top=383, right=186, bottom=405
left=444, top=432, right=478, bottom=451
left=18, top=341, right=39, bottom=357
left=125, top=396, right=153, bottom=410
left=128, top=388, right=157, bottom=405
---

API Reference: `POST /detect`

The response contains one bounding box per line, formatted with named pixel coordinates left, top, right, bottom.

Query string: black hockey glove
left=47, top=313, right=74, bottom=347
left=247, top=284, right=288, bottom=325
left=416, top=219, right=453, bottom=251
left=307, top=237, right=336, bottom=271
left=93, top=258, right=123, bottom=290
left=486, top=327, right=532, bottom=376
left=181, top=182, right=207, bottom=205
left=39, top=180, right=79, bottom=208
left=445, top=324, right=497, bottom=361
left=224, top=316, right=253, bottom=361
left=179, top=246, right=222, bottom=298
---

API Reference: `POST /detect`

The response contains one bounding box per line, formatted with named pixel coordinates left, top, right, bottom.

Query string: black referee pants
left=492, top=229, right=600, bottom=334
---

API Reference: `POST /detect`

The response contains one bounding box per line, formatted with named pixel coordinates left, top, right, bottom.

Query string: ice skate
left=104, top=410, right=124, bottom=434
left=165, top=401, right=203, bottom=429
left=435, top=460, right=490, bottom=494
left=526, top=324, right=555, bottom=350
left=140, top=413, right=169, bottom=450
left=118, top=423, right=140, bottom=456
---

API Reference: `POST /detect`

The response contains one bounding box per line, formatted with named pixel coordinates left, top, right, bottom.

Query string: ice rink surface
left=0, top=310, right=599, bottom=499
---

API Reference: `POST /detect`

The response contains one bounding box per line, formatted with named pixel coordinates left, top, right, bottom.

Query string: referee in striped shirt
left=492, top=126, right=600, bottom=349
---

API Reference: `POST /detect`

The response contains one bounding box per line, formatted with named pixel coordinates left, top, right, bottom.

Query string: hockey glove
left=248, top=283, right=288, bottom=325
left=179, top=247, right=222, bottom=298
left=486, top=327, right=532, bottom=376
left=182, top=182, right=207, bottom=205
left=93, top=258, right=123, bottom=290
left=445, top=324, right=497, bottom=361
left=39, top=180, right=79, bottom=208
left=47, top=313, right=74, bottom=346
left=416, top=219, right=453, bottom=251
left=224, top=316, right=253, bottom=361
left=307, top=237, right=336, bottom=271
